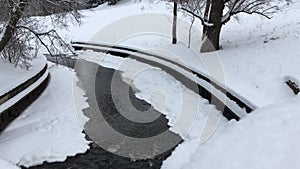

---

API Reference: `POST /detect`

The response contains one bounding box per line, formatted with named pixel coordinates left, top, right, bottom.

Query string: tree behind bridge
left=181, top=0, right=291, bottom=53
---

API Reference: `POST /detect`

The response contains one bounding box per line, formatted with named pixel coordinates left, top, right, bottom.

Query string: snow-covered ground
left=0, top=63, right=89, bottom=168
left=51, top=0, right=300, bottom=109
left=0, top=158, right=19, bottom=169
left=54, top=0, right=173, bottom=41
left=1, top=0, right=299, bottom=168
left=163, top=94, right=300, bottom=169
left=65, top=1, right=300, bottom=169
left=112, top=1, right=300, bottom=109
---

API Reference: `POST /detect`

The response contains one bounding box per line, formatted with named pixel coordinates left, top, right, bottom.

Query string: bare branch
left=231, top=10, right=272, bottom=19
left=180, top=7, right=214, bottom=27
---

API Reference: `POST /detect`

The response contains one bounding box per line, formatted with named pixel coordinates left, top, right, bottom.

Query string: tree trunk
left=0, top=0, right=27, bottom=52
left=202, top=0, right=211, bottom=40
left=200, top=0, right=224, bottom=53
left=188, top=16, right=195, bottom=48
left=172, top=1, right=177, bottom=44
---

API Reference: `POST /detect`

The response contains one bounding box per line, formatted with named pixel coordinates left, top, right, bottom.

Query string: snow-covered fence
left=0, top=64, right=49, bottom=132
left=72, top=41, right=254, bottom=121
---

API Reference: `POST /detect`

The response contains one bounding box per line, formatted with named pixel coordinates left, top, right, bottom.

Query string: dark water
left=26, top=58, right=182, bottom=169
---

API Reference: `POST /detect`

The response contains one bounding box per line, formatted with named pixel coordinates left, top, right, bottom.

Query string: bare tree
left=180, top=0, right=206, bottom=47
left=181, top=0, right=290, bottom=53
left=172, top=0, right=178, bottom=44
left=0, top=0, right=82, bottom=68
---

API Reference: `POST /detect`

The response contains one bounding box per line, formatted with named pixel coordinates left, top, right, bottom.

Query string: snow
left=0, top=63, right=89, bottom=168
left=73, top=42, right=249, bottom=117
left=78, top=50, right=228, bottom=143
left=66, top=1, right=300, bottom=169
left=0, top=0, right=299, bottom=168
left=54, top=0, right=173, bottom=42
left=55, top=0, right=299, bottom=109
left=160, top=2, right=300, bottom=169
left=0, top=22, right=5, bottom=41
left=113, top=1, right=300, bottom=109
left=0, top=27, right=4, bottom=41
left=0, top=66, right=48, bottom=114
left=0, top=56, right=47, bottom=97
left=163, top=94, right=300, bottom=169
left=0, top=158, right=20, bottom=169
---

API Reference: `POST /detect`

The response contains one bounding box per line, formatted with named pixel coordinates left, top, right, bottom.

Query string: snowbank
left=163, top=94, right=300, bottom=169
left=0, top=63, right=89, bottom=168
left=55, top=0, right=173, bottom=41
left=160, top=2, right=300, bottom=169
left=0, top=158, right=19, bottom=169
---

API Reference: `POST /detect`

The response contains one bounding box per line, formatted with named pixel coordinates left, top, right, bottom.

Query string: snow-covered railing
left=72, top=41, right=253, bottom=121
left=0, top=63, right=49, bottom=132
left=0, top=65, right=47, bottom=105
